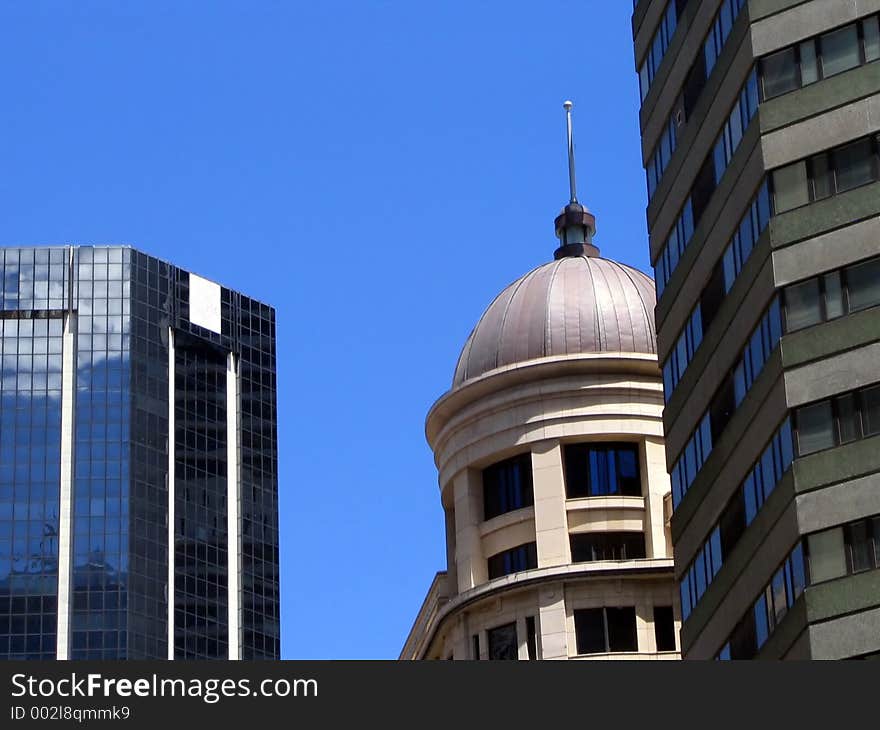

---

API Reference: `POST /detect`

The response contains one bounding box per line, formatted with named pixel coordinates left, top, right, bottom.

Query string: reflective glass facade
left=0, top=245, right=279, bottom=660
left=174, top=338, right=228, bottom=659
left=0, top=311, right=64, bottom=659
left=236, top=295, right=279, bottom=660
left=71, top=246, right=131, bottom=660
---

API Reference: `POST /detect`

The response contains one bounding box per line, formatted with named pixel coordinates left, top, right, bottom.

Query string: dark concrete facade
left=633, top=0, right=880, bottom=659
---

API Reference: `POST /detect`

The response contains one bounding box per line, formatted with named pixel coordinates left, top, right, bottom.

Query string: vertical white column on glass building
left=226, top=352, right=241, bottom=660
left=167, top=327, right=176, bottom=660
left=56, top=247, right=76, bottom=660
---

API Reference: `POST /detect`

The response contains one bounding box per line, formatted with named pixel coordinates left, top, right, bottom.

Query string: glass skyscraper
left=0, top=245, right=279, bottom=660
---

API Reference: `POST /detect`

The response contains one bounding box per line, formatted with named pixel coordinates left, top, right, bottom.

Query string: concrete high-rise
left=0, top=245, right=279, bottom=660
left=633, top=0, right=880, bottom=659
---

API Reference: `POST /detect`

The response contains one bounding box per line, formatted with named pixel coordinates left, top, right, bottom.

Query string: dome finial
left=564, top=100, right=577, bottom=205
left=554, top=100, right=599, bottom=259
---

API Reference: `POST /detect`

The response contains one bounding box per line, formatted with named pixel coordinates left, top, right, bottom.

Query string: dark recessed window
left=728, top=607, right=758, bottom=659
left=772, top=160, right=809, bottom=212
left=863, top=386, right=880, bottom=436
left=526, top=616, right=537, bottom=660
left=834, top=138, right=877, bottom=193
left=845, top=519, right=879, bottom=574
left=574, top=608, right=605, bottom=655
left=782, top=256, right=880, bottom=334
left=487, top=622, right=518, bottom=660
left=760, top=46, right=799, bottom=99
left=795, top=400, right=834, bottom=455
left=794, top=384, right=880, bottom=458
left=487, top=542, right=538, bottom=580
left=482, top=452, right=533, bottom=521
left=472, top=634, right=480, bottom=660
left=847, top=258, right=880, bottom=313
left=574, top=607, right=638, bottom=655
left=563, top=443, right=641, bottom=498
left=710, top=374, right=736, bottom=440
left=700, top=264, right=726, bottom=333
left=653, top=606, right=677, bottom=651
left=820, top=23, right=860, bottom=77
left=783, top=278, right=822, bottom=332
left=759, top=16, right=880, bottom=103
left=570, top=532, right=646, bottom=562
left=691, top=154, right=718, bottom=223
left=772, top=134, right=880, bottom=214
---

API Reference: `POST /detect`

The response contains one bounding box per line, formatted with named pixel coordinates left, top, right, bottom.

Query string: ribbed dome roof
left=452, top=255, right=657, bottom=388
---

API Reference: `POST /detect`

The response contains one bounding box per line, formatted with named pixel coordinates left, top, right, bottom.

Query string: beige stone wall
left=403, top=355, right=679, bottom=660
left=413, top=573, right=681, bottom=660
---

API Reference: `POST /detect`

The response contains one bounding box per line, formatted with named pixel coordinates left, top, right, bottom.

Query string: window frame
left=486, top=622, right=518, bottom=661
left=562, top=442, right=643, bottom=499
left=573, top=606, right=638, bottom=656
left=482, top=452, right=534, bottom=522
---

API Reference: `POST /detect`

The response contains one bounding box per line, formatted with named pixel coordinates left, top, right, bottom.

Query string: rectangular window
left=780, top=417, right=794, bottom=471
left=729, top=607, right=757, bottom=659
left=810, top=152, right=833, bottom=200
left=472, top=634, right=480, bottom=660
left=720, top=491, right=745, bottom=556
left=680, top=573, right=692, bottom=621
left=865, top=16, right=880, bottom=62
left=563, top=443, right=641, bottom=498
left=770, top=567, right=788, bottom=624
left=791, top=543, right=807, bottom=598
left=807, top=527, right=847, bottom=583
left=526, top=616, right=537, bottom=660
left=846, top=257, right=880, bottom=313
left=823, top=271, right=844, bottom=319
left=709, top=524, right=723, bottom=577
left=833, top=138, right=876, bottom=193
left=574, top=608, right=606, bottom=655
left=483, top=453, right=534, bottom=521
left=487, top=542, right=538, bottom=579
left=796, top=400, right=835, bottom=455
left=820, top=23, right=861, bottom=78
left=862, top=385, right=880, bottom=436
left=691, top=154, right=718, bottom=223
left=606, top=607, right=638, bottom=652
left=761, top=46, right=798, bottom=99
left=874, top=517, right=880, bottom=567
left=836, top=393, right=861, bottom=444
left=754, top=593, right=770, bottom=648
left=800, top=39, right=819, bottom=85
left=654, top=606, right=676, bottom=652
left=574, top=607, right=637, bottom=654
left=570, top=532, right=646, bottom=562
left=487, top=622, right=518, bottom=660
left=845, top=520, right=876, bottom=574
left=772, top=161, right=809, bottom=213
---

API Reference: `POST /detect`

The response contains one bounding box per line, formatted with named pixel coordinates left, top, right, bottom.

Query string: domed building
left=401, top=105, right=680, bottom=660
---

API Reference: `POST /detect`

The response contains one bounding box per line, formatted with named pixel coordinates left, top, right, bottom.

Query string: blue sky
left=0, top=1, right=650, bottom=658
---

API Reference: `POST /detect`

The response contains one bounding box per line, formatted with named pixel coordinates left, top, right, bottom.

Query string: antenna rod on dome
left=564, top=100, right=578, bottom=205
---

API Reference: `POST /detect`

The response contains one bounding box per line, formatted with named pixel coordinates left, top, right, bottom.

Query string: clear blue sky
left=0, top=1, right=650, bottom=658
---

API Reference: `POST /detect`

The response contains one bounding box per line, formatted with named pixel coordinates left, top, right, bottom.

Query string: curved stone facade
left=402, top=345, right=681, bottom=660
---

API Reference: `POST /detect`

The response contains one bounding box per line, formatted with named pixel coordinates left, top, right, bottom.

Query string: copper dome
left=452, top=255, right=657, bottom=388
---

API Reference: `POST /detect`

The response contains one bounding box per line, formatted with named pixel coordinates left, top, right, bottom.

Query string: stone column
left=537, top=583, right=568, bottom=659
left=643, top=437, right=671, bottom=559
left=453, top=469, right=486, bottom=592
left=532, top=441, right=569, bottom=567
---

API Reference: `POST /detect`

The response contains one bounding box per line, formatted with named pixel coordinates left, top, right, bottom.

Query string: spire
left=553, top=100, right=598, bottom=260
left=564, top=100, right=578, bottom=205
